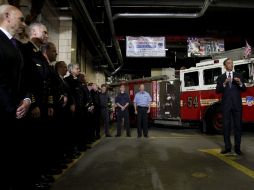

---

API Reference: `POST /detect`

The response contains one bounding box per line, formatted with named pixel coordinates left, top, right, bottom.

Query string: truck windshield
left=184, top=71, right=199, bottom=87
left=234, top=64, right=250, bottom=83
left=203, top=67, right=222, bottom=85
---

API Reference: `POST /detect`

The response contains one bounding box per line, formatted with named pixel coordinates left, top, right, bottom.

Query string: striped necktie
left=228, top=72, right=232, bottom=88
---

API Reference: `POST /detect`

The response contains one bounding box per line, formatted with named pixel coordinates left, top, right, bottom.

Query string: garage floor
left=51, top=127, right=254, bottom=190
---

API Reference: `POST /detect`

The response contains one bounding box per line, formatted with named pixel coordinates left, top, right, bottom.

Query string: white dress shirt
left=0, top=27, right=12, bottom=39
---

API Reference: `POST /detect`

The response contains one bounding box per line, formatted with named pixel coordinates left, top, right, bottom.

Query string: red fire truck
left=110, top=51, right=254, bottom=133
left=179, top=57, right=254, bottom=133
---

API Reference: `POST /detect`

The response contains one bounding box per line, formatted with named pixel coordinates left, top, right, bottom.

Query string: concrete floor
left=51, top=127, right=254, bottom=190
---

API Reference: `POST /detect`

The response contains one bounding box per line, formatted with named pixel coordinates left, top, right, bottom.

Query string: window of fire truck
left=234, top=64, right=250, bottom=83
left=203, top=67, right=222, bottom=85
left=184, top=71, right=199, bottom=87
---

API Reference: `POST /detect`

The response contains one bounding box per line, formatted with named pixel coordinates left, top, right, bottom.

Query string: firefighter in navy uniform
left=54, top=61, right=77, bottom=159
left=90, top=83, right=101, bottom=139
left=20, top=22, right=55, bottom=189
left=42, top=42, right=72, bottom=171
left=99, top=84, right=112, bottom=137
left=79, top=73, right=96, bottom=144
left=65, top=64, right=90, bottom=151
left=115, top=84, right=131, bottom=137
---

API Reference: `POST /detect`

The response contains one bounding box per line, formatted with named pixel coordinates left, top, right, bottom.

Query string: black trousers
left=223, top=109, right=242, bottom=151
left=137, top=106, right=148, bottom=136
left=93, top=109, right=101, bottom=137
left=101, top=108, right=110, bottom=135
left=116, top=109, right=130, bottom=136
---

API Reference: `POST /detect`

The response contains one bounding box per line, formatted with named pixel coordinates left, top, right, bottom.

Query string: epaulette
left=48, top=95, right=54, bottom=104
left=31, top=94, right=36, bottom=104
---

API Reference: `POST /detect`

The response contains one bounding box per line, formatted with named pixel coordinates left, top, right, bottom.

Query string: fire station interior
left=3, top=0, right=254, bottom=189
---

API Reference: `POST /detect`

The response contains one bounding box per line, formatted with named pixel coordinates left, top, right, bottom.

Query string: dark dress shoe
left=33, top=182, right=51, bottom=190
left=61, top=158, right=73, bottom=164
left=45, top=168, right=62, bottom=175
left=127, top=134, right=131, bottom=137
left=235, top=149, right=243, bottom=155
left=220, top=149, right=231, bottom=154
left=106, top=134, right=112, bottom=137
left=95, top=135, right=101, bottom=139
left=115, top=134, right=121, bottom=137
left=40, top=174, right=55, bottom=183
left=58, top=163, right=68, bottom=169
left=144, top=135, right=148, bottom=138
left=78, top=146, right=87, bottom=152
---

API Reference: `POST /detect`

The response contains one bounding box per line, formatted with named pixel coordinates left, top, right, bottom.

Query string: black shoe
left=95, top=135, right=101, bottom=139
left=220, top=149, right=231, bottom=154
left=45, top=168, right=62, bottom=175
left=40, top=174, right=55, bottom=183
left=33, top=182, right=51, bottom=190
left=127, top=134, right=131, bottom=137
left=106, top=134, right=112, bottom=137
left=59, top=163, right=68, bottom=169
left=78, top=146, right=87, bottom=152
left=115, top=134, right=121, bottom=137
left=144, top=135, right=148, bottom=138
left=61, top=157, right=73, bottom=164
left=235, top=149, right=243, bottom=155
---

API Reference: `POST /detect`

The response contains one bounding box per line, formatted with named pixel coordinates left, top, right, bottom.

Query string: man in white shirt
left=134, top=84, right=152, bottom=137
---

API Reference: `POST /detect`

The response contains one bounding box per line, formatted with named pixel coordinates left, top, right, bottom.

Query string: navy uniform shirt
left=99, top=92, right=110, bottom=109
left=115, top=92, right=130, bottom=111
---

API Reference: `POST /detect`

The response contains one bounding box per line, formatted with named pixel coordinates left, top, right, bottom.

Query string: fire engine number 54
left=187, top=96, right=199, bottom=108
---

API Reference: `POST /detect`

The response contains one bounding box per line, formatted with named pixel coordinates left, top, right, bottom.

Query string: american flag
left=244, top=40, right=252, bottom=59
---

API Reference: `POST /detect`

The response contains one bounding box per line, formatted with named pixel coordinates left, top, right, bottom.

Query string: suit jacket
left=216, top=72, right=246, bottom=111
left=20, top=41, right=53, bottom=111
left=64, top=75, right=86, bottom=110
left=0, top=30, right=27, bottom=119
left=91, top=89, right=100, bottom=114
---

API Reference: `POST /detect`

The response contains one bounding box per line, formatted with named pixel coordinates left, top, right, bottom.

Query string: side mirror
left=248, top=77, right=254, bottom=84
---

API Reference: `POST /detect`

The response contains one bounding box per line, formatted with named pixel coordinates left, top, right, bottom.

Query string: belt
left=137, top=106, right=148, bottom=108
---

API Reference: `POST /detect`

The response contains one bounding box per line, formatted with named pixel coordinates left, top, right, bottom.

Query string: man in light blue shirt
left=134, top=84, right=152, bottom=137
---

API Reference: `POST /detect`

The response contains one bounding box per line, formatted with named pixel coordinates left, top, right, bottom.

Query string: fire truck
left=110, top=48, right=254, bottom=133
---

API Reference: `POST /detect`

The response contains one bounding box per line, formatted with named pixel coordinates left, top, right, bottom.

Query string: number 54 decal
left=187, top=96, right=199, bottom=108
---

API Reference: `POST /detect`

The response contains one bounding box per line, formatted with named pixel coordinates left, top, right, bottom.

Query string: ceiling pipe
left=68, top=0, right=115, bottom=72
left=113, top=0, right=212, bottom=21
left=104, top=0, right=124, bottom=75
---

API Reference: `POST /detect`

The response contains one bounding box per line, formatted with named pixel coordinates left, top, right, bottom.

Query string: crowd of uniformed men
left=0, top=4, right=118, bottom=190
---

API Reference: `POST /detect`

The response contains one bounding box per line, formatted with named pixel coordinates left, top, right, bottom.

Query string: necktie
left=228, top=72, right=232, bottom=88
left=10, top=38, right=18, bottom=48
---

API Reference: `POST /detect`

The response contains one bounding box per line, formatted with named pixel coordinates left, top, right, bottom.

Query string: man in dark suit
left=0, top=4, right=30, bottom=189
left=0, top=4, right=30, bottom=120
left=216, top=58, right=246, bottom=155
